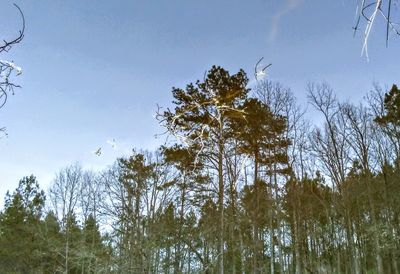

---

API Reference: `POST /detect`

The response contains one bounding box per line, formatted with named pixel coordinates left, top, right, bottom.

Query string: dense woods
left=1, top=66, right=400, bottom=273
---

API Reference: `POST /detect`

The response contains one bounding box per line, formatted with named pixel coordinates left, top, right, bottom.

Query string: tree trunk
left=253, top=155, right=259, bottom=274
left=294, top=214, right=301, bottom=274
left=270, top=213, right=275, bottom=274
left=218, top=138, right=225, bottom=274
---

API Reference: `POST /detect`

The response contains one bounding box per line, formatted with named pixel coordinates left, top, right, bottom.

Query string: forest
left=1, top=65, right=400, bottom=273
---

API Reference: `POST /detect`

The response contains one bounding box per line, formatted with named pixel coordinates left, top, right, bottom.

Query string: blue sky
left=0, top=0, right=399, bottom=202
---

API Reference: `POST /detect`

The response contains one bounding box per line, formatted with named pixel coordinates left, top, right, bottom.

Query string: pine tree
left=79, top=213, right=110, bottom=273
left=159, top=66, right=249, bottom=273
left=42, top=211, right=63, bottom=273
left=0, top=175, right=46, bottom=273
left=118, top=150, right=154, bottom=273
left=230, top=97, right=290, bottom=273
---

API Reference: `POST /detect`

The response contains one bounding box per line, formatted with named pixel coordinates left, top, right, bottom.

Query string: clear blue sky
left=0, top=0, right=399, bottom=201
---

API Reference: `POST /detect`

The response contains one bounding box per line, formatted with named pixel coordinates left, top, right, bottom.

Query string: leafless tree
left=307, top=82, right=362, bottom=274
left=0, top=4, right=25, bottom=135
left=307, top=82, right=351, bottom=188
left=255, top=80, right=311, bottom=178
left=49, top=163, right=84, bottom=274
left=255, top=80, right=311, bottom=274
left=340, top=101, right=384, bottom=273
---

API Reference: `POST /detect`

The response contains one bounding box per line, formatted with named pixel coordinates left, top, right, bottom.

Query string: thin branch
left=254, top=57, right=272, bottom=81
left=0, top=4, right=25, bottom=54
left=387, top=0, right=392, bottom=47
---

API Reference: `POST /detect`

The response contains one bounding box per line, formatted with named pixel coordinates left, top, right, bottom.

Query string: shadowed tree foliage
left=375, top=85, right=400, bottom=124
left=0, top=176, right=45, bottom=273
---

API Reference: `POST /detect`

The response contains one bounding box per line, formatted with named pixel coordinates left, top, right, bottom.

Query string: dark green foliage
left=375, top=84, right=400, bottom=126
left=0, top=176, right=111, bottom=273
left=41, top=211, right=63, bottom=273
left=230, top=98, right=289, bottom=163
left=0, top=176, right=46, bottom=273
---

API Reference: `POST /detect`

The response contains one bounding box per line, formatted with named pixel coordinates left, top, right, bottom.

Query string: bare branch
left=0, top=4, right=25, bottom=54
left=254, top=57, right=272, bottom=81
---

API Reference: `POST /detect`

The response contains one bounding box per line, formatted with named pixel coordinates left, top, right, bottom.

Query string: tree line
left=1, top=66, right=400, bottom=273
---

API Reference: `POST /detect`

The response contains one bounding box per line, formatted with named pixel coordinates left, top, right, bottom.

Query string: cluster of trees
left=0, top=174, right=112, bottom=273
left=1, top=67, right=400, bottom=274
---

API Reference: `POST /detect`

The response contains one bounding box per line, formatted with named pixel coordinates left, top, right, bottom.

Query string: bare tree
left=307, top=82, right=350, bottom=188
left=340, top=102, right=384, bottom=273
left=79, top=170, right=104, bottom=223
left=255, top=80, right=311, bottom=178
left=255, top=80, right=316, bottom=274
left=0, top=4, right=25, bottom=135
left=307, top=82, right=363, bottom=274
left=49, top=163, right=84, bottom=274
